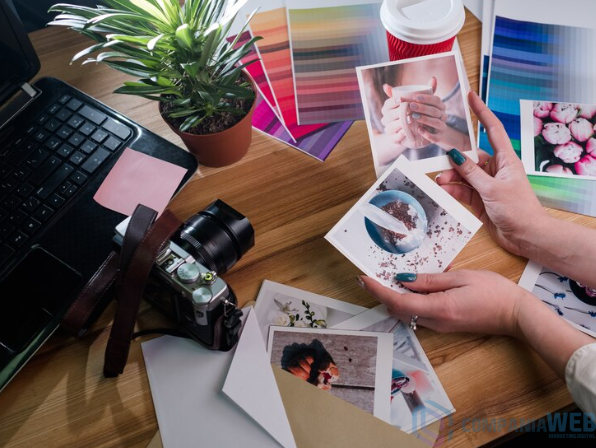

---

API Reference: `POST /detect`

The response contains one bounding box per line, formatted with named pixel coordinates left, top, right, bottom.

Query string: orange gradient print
left=249, top=8, right=328, bottom=141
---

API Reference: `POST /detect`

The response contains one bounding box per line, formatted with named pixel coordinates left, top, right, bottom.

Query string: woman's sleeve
left=565, top=343, right=596, bottom=415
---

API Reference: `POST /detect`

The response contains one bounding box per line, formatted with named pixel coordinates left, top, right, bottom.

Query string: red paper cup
left=381, top=0, right=465, bottom=61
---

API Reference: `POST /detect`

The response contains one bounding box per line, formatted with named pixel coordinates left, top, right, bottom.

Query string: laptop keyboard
left=0, top=94, right=132, bottom=264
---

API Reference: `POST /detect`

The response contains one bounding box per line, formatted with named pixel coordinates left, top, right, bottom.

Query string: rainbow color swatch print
left=287, top=1, right=388, bottom=124
left=483, top=17, right=596, bottom=155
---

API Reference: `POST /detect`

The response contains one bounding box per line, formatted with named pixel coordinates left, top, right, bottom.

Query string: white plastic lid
left=380, top=0, right=466, bottom=45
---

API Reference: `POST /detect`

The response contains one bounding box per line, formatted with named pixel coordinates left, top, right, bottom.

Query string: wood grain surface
left=0, top=9, right=594, bottom=448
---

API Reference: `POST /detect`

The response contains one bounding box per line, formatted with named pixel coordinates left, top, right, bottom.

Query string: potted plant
left=49, top=0, right=260, bottom=167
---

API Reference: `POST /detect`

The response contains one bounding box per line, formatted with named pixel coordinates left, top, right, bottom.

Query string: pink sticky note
left=94, top=148, right=187, bottom=216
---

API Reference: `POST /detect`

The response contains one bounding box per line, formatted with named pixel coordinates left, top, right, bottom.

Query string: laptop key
left=45, top=118, right=61, bottom=132
left=80, top=140, right=97, bottom=154
left=91, top=129, right=108, bottom=144
left=15, top=183, right=33, bottom=197
left=36, top=114, right=50, bottom=125
left=102, top=136, right=122, bottom=152
left=22, top=196, right=40, bottom=213
left=57, top=126, right=74, bottom=140
left=0, top=222, right=14, bottom=238
left=79, top=122, right=96, bottom=136
left=25, top=148, right=49, bottom=168
left=66, top=98, right=83, bottom=111
left=67, top=115, right=84, bottom=129
left=25, top=124, right=37, bottom=135
left=8, top=141, right=36, bottom=166
left=57, top=143, right=75, bottom=158
left=11, top=167, right=31, bottom=181
left=68, top=133, right=85, bottom=147
left=102, top=118, right=132, bottom=141
left=7, top=231, right=28, bottom=248
left=34, top=205, right=54, bottom=222
left=36, top=164, right=74, bottom=200
left=56, top=108, right=72, bottom=122
left=48, top=103, right=61, bottom=114
left=81, top=148, right=110, bottom=174
left=45, top=136, right=62, bottom=151
left=58, top=94, right=71, bottom=105
left=69, top=152, right=86, bottom=165
left=28, top=156, right=61, bottom=185
left=33, top=129, right=50, bottom=143
left=57, top=181, right=71, bottom=196
left=1, top=195, right=20, bottom=210
left=64, top=184, right=78, bottom=198
left=79, top=105, right=107, bottom=126
left=7, top=210, right=27, bottom=226
left=22, top=217, right=41, bottom=234
left=70, top=171, right=88, bottom=186
left=47, top=194, right=65, bottom=209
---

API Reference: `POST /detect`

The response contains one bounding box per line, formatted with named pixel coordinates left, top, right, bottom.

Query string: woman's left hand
left=359, top=271, right=532, bottom=337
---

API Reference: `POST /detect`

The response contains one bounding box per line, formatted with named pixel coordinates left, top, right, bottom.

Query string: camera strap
left=61, top=204, right=244, bottom=378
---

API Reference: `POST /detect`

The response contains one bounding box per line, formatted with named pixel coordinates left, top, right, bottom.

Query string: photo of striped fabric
left=250, top=7, right=328, bottom=141
left=287, top=1, right=388, bottom=124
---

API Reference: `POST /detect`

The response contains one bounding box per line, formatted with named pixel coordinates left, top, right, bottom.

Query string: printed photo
left=268, top=327, right=393, bottom=421
left=357, top=52, right=478, bottom=177
left=333, top=305, right=455, bottom=434
left=519, top=261, right=596, bottom=338
left=325, top=156, right=482, bottom=291
left=254, top=280, right=367, bottom=344
left=521, top=100, right=596, bottom=180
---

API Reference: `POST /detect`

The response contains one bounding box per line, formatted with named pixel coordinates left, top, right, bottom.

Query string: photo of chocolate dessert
left=326, top=156, right=482, bottom=291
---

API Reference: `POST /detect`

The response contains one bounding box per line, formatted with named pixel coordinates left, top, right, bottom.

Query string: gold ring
left=484, top=160, right=490, bottom=167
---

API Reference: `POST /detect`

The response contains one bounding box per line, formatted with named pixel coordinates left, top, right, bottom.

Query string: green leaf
left=179, top=114, right=205, bottom=132
left=114, top=84, right=181, bottom=96
left=128, top=0, right=169, bottom=23
left=180, top=62, right=199, bottom=78
left=147, top=33, right=165, bottom=51
left=175, top=24, right=193, bottom=51
left=72, top=40, right=117, bottom=62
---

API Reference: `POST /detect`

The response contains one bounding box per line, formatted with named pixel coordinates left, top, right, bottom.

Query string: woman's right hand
left=437, top=91, right=550, bottom=257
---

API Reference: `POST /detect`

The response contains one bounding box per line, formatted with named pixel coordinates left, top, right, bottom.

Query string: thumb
left=428, top=76, right=437, bottom=94
left=446, top=148, right=494, bottom=197
left=383, top=83, right=393, bottom=98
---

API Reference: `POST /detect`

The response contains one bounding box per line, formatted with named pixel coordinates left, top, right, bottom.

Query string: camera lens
left=173, top=200, right=255, bottom=275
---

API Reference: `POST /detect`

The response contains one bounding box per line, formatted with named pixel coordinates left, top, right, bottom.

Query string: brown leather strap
left=103, top=209, right=182, bottom=378
left=119, top=205, right=157, bottom=273
left=61, top=251, right=120, bottom=337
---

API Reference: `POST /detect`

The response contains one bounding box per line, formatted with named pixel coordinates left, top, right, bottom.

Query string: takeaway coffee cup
left=392, top=84, right=433, bottom=149
left=380, top=0, right=466, bottom=61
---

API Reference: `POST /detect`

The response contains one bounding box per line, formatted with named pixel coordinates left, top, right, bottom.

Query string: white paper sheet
left=142, top=327, right=282, bottom=448
left=463, top=0, right=482, bottom=21
left=222, top=309, right=297, bottom=448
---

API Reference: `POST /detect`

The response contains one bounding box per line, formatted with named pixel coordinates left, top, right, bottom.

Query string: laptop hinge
left=0, top=82, right=41, bottom=132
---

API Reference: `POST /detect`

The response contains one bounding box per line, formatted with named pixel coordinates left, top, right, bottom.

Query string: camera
left=114, top=200, right=254, bottom=350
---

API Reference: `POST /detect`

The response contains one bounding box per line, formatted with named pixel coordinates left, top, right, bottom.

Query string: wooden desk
left=1, top=10, right=593, bottom=448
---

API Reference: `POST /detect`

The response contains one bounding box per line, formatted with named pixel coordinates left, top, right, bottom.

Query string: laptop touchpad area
left=0, top=247, right=82, bottom=355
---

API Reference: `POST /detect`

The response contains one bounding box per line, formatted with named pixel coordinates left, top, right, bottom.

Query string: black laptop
left=0, top=0, right=197, bottom=392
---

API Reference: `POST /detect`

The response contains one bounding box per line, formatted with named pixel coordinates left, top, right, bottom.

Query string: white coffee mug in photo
left=391, top=84, right=433, bottom=149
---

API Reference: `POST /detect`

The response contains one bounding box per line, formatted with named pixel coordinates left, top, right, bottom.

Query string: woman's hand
left=437, top=91, right=549, bottom=257
left=360, top=271, right=530, bottom=337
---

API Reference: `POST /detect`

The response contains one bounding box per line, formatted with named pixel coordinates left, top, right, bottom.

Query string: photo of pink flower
left=531, top=101, right=596, bottom=178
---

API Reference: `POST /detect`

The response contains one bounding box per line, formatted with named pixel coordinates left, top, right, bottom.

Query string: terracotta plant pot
left=160, top=75, right=256, bottom=168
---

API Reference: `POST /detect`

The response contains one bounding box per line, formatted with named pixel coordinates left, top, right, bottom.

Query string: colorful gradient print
left=249, top=8, right=328, bottom=140
left=252, top=97, right=352, bottom=161
left=287, top=2, right=388, bottom=124
left=483, top=17, right=596, bottom=155
left=480, top=16, right=596, bottom=217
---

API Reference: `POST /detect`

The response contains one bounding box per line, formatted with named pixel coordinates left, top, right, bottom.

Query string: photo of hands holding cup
left=357, top=52, right=477, bottom=176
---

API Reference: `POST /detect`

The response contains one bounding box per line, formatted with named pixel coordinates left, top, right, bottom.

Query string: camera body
left=114, top=200, right=254, bottom=349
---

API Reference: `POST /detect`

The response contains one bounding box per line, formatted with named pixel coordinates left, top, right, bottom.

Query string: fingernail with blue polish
left=409, top=102, right=418, bottom=110
left=447, top=148, right=466, bottom=166
left=411, top=112, right=421, bottom=119
left=395, top=273, right=417, bottom=282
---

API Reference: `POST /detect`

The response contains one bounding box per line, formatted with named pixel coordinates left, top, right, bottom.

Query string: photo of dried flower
left=325, top=156, right=482, bottom=291
left=521, top=100, right=596, bottom=179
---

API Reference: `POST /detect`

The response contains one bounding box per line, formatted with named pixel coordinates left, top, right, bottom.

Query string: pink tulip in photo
left=569, top=118, right=594, bottom=142
left=575, top=154, right=596, bottom=177
left=579, top=104, right=596, bottom=120
left=554, top=141, right=583, bottom=164
left=550, top=103, right=579, bottom=124
left=533, top=116, right=543, bottom=137
left=587, top=137, right=596, bottom=155
left=542, top=122, right=571, bottom=145
left=545, top=164, right=573, bottom=175
left=533, top=101, right=553, bottom=118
